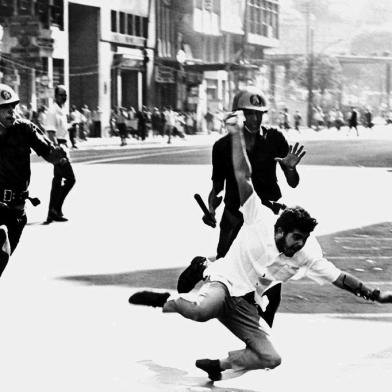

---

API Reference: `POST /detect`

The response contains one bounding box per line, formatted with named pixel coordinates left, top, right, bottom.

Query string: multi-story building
left=0, top=0, right=280, bottom=134
left=152, top=0, right=279, bottom=124
left=0, top=0, right=155, bottom=136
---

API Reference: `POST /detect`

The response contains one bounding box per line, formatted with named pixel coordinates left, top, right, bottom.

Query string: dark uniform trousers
left=217, top=206, right=282, bottom=328
left=0, top=206, right=27, bottom=275
left=48, top=159, right=76, bottom=216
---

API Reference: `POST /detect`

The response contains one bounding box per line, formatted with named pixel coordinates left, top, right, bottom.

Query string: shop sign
left=110, top=33, right=145, bottom=47
left=9, top=17, right=40, bottom=37
left=155, top=65, right=175, bottom=84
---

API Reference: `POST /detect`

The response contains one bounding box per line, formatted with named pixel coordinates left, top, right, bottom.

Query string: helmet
left=0, top=84, right=19, bottom=107
left=232, top=87, right=268, bottom=113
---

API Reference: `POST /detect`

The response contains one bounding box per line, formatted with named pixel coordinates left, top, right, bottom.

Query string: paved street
left=0, top=127, right=392, bottom=391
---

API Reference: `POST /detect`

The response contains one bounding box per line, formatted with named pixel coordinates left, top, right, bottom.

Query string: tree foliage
left=290, top=54, right=343, bottom=93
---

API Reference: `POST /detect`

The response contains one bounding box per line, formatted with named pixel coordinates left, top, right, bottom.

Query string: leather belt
left=0, top=189, right=29, bottom=203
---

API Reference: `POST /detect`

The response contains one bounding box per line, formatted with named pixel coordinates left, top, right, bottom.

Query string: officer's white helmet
left=232, top=87, right=268, bottom=113
left=0, top=84, right=19, bottom=107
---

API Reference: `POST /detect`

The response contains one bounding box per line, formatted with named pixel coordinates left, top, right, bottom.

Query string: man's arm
left=230, top=121, right=254, bottom=207
left=333, top=272, right=392, bottom=303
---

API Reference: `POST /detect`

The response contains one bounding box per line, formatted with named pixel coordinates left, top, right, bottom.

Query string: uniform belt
left=0, top=189, right=29, bottom=203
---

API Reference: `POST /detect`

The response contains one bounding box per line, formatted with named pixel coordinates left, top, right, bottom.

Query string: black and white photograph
left=0, top=0, right=392, bottom=391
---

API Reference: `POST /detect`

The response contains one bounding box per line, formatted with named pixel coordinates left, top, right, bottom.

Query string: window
left=143, top=17, right=148, bottom=39
left=119, top=12, right=125, bottom=34
left=248, top=0, right=278, bottom=39
left=51, top=0, right=64, bottom=30
left=111, top=10, right=117, bottom=32
left=206, top=79, right=218, bottom=100
left=127, top=14, right=134, bottom=36
left=17, top=0, right=29, bottom=15
left=135, top=15, right=141, bottom=37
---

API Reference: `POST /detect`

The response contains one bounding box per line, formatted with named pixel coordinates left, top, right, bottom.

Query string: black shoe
left=52, top=215, right=68, bottom=222
left=195, top=359, right=222, bottom=381
left=128, top=291, right=170, bottom=308
left=47, top=210, right=68, bottom=222
left=177, top=256, right=207, bottom=293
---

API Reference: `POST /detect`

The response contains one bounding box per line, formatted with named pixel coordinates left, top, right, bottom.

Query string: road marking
left=288, top=281, right=392, bottom=285
left=335, top=237, right=392, bottom=241
left=79, top=147, right=210, bottom=165
left=327, top=256, right=391, bottom=259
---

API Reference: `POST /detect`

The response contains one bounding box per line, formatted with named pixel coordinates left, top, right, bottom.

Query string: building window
left=127, top=14, right=134, bottom=36
left=135, top=15, right=141, bottom=37
left=206, top=78, right=218, bottom=100
left=248, top=0, right=278, bottom=39
left=51, top=0, right=64, bottom=30
left=119, top=12, right=126, bottom=34
left=111, top=10, right=117, bottom=32
left=143, top=17, right=148, bottom=39
left=17, top=0, right=29, bottom=15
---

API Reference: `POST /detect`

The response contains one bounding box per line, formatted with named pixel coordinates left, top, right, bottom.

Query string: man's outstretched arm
left=333, top=272, right=392, bottom=303
left=230, top=119, right=254, bottom=207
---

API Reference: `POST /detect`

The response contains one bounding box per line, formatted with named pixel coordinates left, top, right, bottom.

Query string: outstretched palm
left=275, top=142, right=306, bottom=169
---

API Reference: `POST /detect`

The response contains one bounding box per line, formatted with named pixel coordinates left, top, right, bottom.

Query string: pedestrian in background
left=293, top=110, right=302, bottom=132
left=69, top=104, right=82, bottom=148
left=0, top=84, right=67, bottom=276
left=91, top=106, right=102, bottom=137
left=44, top=85, right=76, bottom=223
left=347, top=106, right=359, bottom=136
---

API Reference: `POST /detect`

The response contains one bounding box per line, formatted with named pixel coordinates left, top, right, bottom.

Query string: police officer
left=177, top=86, right=306, bottom=327
left=0, top=84, right=67, bottom=276
left=44, top=85, right=76, bottom=223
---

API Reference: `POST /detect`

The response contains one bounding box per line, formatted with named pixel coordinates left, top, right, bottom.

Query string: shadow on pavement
left=59, top=267, right=182, bottom=290
left=138, top=360, right=258, bottom=392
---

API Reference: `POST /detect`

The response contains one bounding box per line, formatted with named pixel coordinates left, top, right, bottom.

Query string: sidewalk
left=76, top=125, right=392, bottom=151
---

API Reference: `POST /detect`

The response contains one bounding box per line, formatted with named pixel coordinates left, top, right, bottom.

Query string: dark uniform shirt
left=0, top=119, right=54, bottom=191
left=212, top=127, right=289, bottom=211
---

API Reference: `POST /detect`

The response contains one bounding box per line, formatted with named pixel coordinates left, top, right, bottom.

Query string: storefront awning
left=184, top=62, right=259, bottom=72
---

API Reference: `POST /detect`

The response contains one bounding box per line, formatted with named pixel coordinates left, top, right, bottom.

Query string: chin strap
left=342, top=274, right=379, bottom=301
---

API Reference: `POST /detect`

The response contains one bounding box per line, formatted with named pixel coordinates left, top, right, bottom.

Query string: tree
left=290, top=54, right=343, bottom=94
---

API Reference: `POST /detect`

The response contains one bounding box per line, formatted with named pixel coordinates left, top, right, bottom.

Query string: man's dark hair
left=274, top=206, right=318, bottom=234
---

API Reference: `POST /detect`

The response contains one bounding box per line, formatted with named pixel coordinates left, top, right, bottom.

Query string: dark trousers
left=48, top=160, right=76, bottom=216
left=217, top=206, right=282, bottom=327
left=0, top=207, right=27, bottom=275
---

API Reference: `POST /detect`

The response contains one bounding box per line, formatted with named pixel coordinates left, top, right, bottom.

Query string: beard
left=276, top=236, right=300, bottom=257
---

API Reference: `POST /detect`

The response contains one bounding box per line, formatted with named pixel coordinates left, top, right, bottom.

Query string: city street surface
left=1, top=126, right=392, bottom=391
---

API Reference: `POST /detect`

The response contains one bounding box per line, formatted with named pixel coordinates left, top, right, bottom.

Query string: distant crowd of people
left=16, top=103, right=103, bottom=148
left=110, top=106, right=199, bottom=146
left=272, top=105, right=377, bottom=136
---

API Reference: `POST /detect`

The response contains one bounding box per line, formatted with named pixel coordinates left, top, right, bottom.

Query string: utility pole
left=305, top=2, right=314, bottom=127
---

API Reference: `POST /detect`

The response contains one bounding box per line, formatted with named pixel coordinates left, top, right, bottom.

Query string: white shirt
left=44, top=102, right=69, bottom=140
left=205, top=193, right=341, bottom=297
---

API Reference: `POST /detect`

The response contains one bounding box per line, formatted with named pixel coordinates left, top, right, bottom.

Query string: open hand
left=275, top=142, right=306, bottom=169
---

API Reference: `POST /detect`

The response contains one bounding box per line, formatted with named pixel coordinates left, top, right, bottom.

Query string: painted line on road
left=288, top=281, right=392, bottom=285
left=79, top=147, right=210, bottom=165
left=334, top=237, right=392, bottom=241
left=328, top=256, right=391, bottom=259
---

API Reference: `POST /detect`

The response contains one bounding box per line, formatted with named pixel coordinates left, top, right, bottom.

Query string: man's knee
left=188, top=306, right=215, bottom=322
left=255, top=352, right=281, bottom=370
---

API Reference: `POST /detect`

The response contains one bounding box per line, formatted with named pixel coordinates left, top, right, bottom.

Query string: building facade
left=0, top=0, right=280, bottom=134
